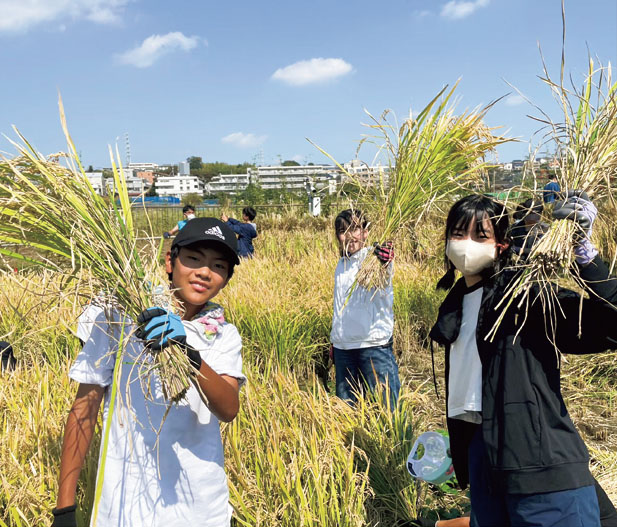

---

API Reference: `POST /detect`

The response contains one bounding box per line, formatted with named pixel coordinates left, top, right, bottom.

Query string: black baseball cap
left=172, top=217, right=240, bottom=265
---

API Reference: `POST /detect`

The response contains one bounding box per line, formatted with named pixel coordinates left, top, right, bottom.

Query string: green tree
left=238, top=182, right=264, bottom=205
left=182, top=193, right=203, bottom=207
left=282, top=160, right=300, bottom=166
left=187, top=156, right=203, bottom=170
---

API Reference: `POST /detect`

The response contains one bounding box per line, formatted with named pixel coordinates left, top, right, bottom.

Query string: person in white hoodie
left=330, top=209, right=400, bottom=407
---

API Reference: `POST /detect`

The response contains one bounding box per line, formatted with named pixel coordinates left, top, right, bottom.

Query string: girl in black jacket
left=429, top=193, right=617, bottom=527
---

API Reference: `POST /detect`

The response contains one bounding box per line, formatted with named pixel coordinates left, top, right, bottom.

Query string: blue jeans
left=333, top=339, right=400, bottom=408
left=468, top=429, right=601, bottom=527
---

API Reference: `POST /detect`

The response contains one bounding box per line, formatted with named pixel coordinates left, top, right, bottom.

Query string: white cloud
left=272, top=58, right=353, bottom=86
left=440, top=0, right=489, bottom=20
left=116, top=32, right=200, bottom=68
left=505, top=94, right=526, bottom=106
left=414, top=9, right=431, bottom=17
left=0, top=0, right=130, bottom=33
left=221, top=132, right=267, bottom=149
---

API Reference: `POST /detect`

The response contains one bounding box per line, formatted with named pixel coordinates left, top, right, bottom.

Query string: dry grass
left=0, top=216, right=614, bottom=526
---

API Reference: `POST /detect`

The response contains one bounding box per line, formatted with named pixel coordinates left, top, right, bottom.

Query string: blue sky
left=0, top=0, right=615, bottom=168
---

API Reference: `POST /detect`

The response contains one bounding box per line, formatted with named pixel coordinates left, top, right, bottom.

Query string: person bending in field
left=428, top=192, right=617, bottom=526
left=163, top=204, right=196, bottom=239
left=53, top=218, right=245, bottom=526
left=221, top=206, right=257, bottom=259
left=329, top=209, right=400, bottom=408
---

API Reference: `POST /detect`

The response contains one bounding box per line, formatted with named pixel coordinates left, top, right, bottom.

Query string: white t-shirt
left=70, top=304, right=245, bottom=527
left=330, top=247, right=394, bottom=350
left=448, top=286, right=483, bottom=424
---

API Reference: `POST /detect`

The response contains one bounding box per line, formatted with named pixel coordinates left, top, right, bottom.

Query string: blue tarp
left=130, top=196, right=181, bottom=204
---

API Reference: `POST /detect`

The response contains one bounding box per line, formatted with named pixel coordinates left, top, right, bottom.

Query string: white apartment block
left=85, top=172, right=105, bottom=195
left=204, top=162, right=387, bottom=195
left=206, top=173, right=251, bottom=194
left=128, top=162, right=159, bottom=171
left=156, top=175, right=204, bottom=198
left=248, top=165, right=340, bottom=191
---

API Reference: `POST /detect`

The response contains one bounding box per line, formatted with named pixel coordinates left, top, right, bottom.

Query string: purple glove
left=552, top=190, right=598, bottom=265
left=373, top=241, right=394, bottom=264
left=163, top=232, right=171, bottom=239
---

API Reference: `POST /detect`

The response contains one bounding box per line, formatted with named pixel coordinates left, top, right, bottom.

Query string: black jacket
left=429, top=255, right=617, bottom=494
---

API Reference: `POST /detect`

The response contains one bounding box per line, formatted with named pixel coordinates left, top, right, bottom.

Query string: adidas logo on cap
left=204, top=225, right=225, bottom=240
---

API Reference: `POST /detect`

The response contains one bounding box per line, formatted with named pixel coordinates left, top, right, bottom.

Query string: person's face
left=184, top=209, right=194, bottom=218
left=166, top=245, right=230, bottom=319
left=336, top=222, right=368, bottom=256
left=449, top=214, right=496, bottom=244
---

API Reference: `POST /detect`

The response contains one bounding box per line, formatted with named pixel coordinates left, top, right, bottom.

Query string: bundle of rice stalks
left=315, top=81, right=510, bottom=289
left=488, top=57, right=617, bottom=341
left=0, top=99, right=196, bottom=404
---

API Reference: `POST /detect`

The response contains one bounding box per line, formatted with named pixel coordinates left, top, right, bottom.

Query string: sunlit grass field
left=0, top=214, right=615, bottom=526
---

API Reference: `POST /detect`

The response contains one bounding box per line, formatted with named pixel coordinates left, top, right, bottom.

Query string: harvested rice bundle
left=488, top=58, right=617, bottom=340
left=322, top=82, right=510, bottom=290
left=0, top=99, right=196, bottom=404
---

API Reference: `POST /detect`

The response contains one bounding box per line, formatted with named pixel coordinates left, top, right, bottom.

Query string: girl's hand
left=553, top=191, right=598, bottom=265
left=373, top=241, right=394, bottom=264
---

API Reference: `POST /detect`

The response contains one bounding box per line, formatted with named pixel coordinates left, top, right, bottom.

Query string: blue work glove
left=136, top=307, right=187, bottom=350
left=552, top=190, right=598, bottom=265
left=136, top=308, right=202, bottom=370
left=373, top=241, right=394, bottom=264
left=51, top=505, right=77, bottom=527
left=163, top=231, right=171, bottom=239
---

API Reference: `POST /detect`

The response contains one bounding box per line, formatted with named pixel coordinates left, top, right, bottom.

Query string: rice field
left=0, top=212, right=615, bottom=526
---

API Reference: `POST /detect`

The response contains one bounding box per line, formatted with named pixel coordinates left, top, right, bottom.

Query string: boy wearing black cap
left=53, top=218, right=245, bottom=527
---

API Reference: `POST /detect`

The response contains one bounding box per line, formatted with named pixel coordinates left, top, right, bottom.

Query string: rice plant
left=0, top=99, right=196, bottom=404
left=488, top=56, right=617, bottom=342
left=313, top=81, right=511, bottom=290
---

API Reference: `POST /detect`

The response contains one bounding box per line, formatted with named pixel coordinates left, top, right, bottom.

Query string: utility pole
left=125, top=133, right=131, bottom=167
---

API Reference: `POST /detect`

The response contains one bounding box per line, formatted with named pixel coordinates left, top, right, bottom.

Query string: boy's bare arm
left=56, top=383, right=104, bottom=508
left=194, top=362, right=239, bottom=423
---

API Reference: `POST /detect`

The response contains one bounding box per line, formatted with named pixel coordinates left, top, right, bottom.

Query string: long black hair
left=436, top=194, right=510, bottom=290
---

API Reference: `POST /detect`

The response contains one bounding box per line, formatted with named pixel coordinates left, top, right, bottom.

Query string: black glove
left=552, top=190, right=597, bottom=232
left=163, top=231, right=171, bottom=239
left=51, top=504, right=77, bottom=527
left=552, top=190, right=598, bottom=265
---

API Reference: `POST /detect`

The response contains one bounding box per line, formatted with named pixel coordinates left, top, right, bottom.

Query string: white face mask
left=186, top=213, right=196, bottom=220
left=446, top=239, right=496, bottom=275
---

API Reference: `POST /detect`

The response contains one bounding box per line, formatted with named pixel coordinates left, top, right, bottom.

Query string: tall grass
left=0, top=217, right=614, bottom=526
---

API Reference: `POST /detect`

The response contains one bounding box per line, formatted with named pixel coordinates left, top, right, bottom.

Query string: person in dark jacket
left=221, top=207, right=257, bottom=258
left=429, top=193, right=617, bottom=527
left=543, top=174, right=561, bottom=204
